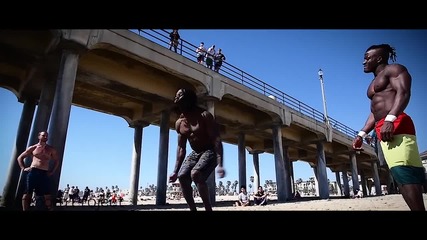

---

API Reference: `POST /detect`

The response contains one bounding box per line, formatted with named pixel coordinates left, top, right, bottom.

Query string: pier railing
left=131, top=29, right=362, bottom=141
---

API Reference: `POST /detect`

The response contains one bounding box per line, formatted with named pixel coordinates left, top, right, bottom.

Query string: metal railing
left=131, top=29, right=360, bottom=140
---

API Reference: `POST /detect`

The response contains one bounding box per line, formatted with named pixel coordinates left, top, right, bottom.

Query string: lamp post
left=318, top=69, right=332, bottom=141
left=318, top=69, right=330, bottom=125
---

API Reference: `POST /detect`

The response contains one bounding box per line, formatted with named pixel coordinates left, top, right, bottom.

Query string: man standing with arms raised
left=352, top=44, right=425, bottom=211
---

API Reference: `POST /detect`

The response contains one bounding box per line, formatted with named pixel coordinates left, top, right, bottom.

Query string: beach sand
left=144, top=194, right=427, bottom=211
left=49, top=193, right=427, bottom=211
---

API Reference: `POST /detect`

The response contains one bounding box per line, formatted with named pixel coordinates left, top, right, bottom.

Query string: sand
left=87, top=193, right=427, bottom=211
left=9, top=193, right=420, bottom=211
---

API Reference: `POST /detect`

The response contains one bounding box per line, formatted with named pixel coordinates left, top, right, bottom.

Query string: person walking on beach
left=169, top=88, right=226, bottom=211
left=17, top=131, right=59, bottom=211
left=352, top=44, right=425, bottom=211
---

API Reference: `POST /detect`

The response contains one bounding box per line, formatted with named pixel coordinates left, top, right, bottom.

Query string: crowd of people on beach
left=56, top=184, right=124, bottom=205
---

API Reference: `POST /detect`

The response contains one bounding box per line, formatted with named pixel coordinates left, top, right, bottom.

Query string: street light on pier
left=318, top=69, right=332, bottom=141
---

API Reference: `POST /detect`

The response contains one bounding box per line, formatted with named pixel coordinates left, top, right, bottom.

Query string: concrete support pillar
left=27, top=77, right=57, bottom=154
left=342, top=171, right=350, bottom=197
left=251, top=151, right=261, bottom=191
left=371, top=161, right=382, bottom=196
left=128, top=121, right=149, bottom=205
left=1, top=99, right=36, bottom=209
left=271, top=125, right=288, bottom=201
left=206, top=100, right=217, bottom=206
left=349, top=152, right=360, bottom=194
left=289, top=159, right=295, bottom=194
left=156, top=110, right=170, bottom=205
left=282, top=145, right=293, bottom=200
left=238, top=132, right=246, bottom=189
left=316, top=142, right=329, bottom=199
left=47, top=49, right=80, bottom=206
left=360, top=170, right=367, bottom=196
left=335, top=172, right=343, bottom=196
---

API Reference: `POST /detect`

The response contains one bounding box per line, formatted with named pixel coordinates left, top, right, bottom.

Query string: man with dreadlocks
left=169, top=88, right=226, bottom=211
left=352, top=44, right=425, bottom=211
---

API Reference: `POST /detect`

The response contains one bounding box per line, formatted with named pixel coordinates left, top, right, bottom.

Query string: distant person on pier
left=206, top=45, right=216, bottom=70
left=214, top=48, right=226, bottom=72
left=196, top=42, right=206, bottom=65
left=169, top=29, right=180, bottom=53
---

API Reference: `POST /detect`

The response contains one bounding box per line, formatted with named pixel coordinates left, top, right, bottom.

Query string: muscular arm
left=361, top=112, right=376, bottom=134
left=173, top=119, right=187, bottom=174
left=204, top=111, right=223, bottom=167
left=17, top=145, right=36, bottom=170
left=387, top=64, right=411, bottom=116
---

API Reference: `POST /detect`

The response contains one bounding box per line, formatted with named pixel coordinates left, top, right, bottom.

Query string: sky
left=1, top=29, right=426, bottom=194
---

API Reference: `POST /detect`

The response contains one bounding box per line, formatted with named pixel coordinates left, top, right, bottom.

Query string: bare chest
left=180, top=118, right=202, bottom=135
left=368, top=75, right=389, bottom=98
left=32, top=145, right=52, bottom=159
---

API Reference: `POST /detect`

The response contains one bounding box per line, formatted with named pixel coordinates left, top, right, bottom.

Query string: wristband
left=357, top=131, right=368, bottom=139
left=385, top=114, right=397, bottom=122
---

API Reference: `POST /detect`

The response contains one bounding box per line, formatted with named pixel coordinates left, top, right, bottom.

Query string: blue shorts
left=389, top=165, right=425, bottom=185
left=178, top=149, right=217, bottom=182
left=25, top=167, right=51, bottom=196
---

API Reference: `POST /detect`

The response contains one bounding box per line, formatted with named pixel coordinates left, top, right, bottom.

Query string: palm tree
left=231, top=181, right=236, bottom=194
left=307, top=177, right=316, bottom=195
left=226, top=181, right=231, bottom=195
left=329, top=183, right=335, bottom=195
left=218, top=181, right=224, bottom=195
left=295, top=178, right=303, bottom=192
left=149, top=184, right=156, bottom=196
left=144, top=187, right=150, bottom=195
left=249, top=176, right=254, bottom=193
left=232, top=180, right=239, bottom=194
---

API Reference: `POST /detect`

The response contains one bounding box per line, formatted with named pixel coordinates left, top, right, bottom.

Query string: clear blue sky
left=1, top=29, right=426, bottom=194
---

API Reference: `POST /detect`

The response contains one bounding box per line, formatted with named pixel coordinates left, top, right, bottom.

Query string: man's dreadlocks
left=366, top=44, right=397, bottom=63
